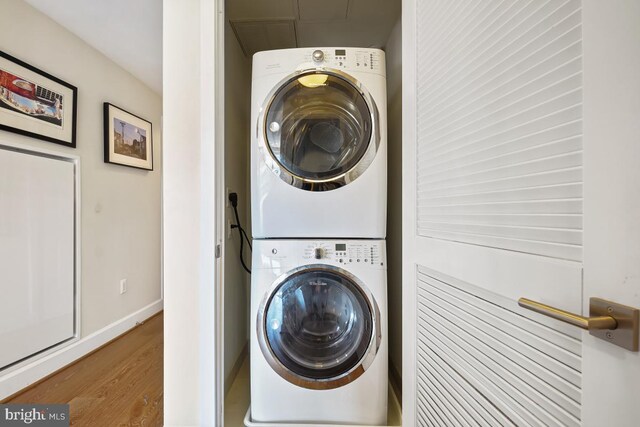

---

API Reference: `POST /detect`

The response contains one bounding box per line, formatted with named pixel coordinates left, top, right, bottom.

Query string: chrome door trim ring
left=256, top=68, right=381, bottom=191
left=256, top=264, right=382, bottom=390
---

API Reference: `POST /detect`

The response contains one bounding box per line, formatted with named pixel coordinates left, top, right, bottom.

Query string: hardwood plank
left=6, top=312, right=163, bottom=426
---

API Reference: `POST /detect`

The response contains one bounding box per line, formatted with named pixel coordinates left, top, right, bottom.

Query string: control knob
left=314, top=247, right=324, bottom=259
left=312, top=50, right=325, bottom=63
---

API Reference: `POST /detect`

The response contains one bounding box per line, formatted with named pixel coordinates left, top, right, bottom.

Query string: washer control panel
left=255, top=240, right=386, bottom=270
left=302, top=241, right=384, bottom=267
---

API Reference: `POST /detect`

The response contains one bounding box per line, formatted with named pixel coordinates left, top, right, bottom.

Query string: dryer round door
left=257, top=265, right=381, bottom=390
left=261, top=70, right=380, bottom=191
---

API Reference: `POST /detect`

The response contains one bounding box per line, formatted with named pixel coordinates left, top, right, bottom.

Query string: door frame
left=214, top=0, right=226, bottom=424
left=162, top=0, right=224, bottom=425
left=401, top=0, right=417, bottom=423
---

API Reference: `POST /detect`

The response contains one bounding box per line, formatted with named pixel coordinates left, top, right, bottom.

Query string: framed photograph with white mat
left=103, top=102, right=153, bottom=170
left=0, top=50, right=77, bottom=147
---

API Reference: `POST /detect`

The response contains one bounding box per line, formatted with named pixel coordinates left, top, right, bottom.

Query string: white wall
left=385, top=18, right=403, bottom=387
left=163, top=0, right=219, bottom=425
left=0, top=0, right=162, bottom=400
left=223, top=18, right=252, bottom=387
left=0, top=1, right=162, bottom=340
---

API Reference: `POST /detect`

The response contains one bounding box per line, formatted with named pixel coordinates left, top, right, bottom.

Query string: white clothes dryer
left=250, top=239, right=388, bottom=425
left=251, top=47, right=387, bottom=239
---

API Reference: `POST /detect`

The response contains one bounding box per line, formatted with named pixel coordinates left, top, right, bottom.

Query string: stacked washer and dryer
left=249, top=47, right=388, bottom=426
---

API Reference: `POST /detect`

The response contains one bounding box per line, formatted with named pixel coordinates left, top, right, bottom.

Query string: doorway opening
left=220, top=1, right=402, bottom=425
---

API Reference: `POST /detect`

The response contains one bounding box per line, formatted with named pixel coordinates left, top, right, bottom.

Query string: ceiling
left=228, top=0, right=401, bottom=56
left=24, top=0, right=163, bottom=94
left=21, top=0, right=400, bottom=93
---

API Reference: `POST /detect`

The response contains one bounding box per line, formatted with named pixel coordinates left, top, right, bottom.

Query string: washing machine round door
left=261, top=70, right=380, bottom=191
left=257, top=265, right=381, bottom=390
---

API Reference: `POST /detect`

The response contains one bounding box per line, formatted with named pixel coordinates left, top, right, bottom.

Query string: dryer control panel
left=303, top=48, right=385, bottom=75
left=253, top=47, right=386, bottom=79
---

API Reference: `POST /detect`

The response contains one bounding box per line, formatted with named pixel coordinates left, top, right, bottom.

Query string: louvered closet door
left=403, top=1, right=585, bottom=426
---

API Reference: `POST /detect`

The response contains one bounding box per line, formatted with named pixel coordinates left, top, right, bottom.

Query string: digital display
left=335, top=49, right=346, bottom=56
left=335, top=244, right=347, bottom=251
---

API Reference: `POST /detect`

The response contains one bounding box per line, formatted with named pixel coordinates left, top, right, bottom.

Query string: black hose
left=229, top=193, right=251, bottom=274
left=241, top=227, right=252, bottom=250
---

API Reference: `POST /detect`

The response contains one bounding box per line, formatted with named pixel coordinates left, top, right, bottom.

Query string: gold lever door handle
left=518, top=297, right=639, bottom=351
left=518, top=298, right=617, bottom=330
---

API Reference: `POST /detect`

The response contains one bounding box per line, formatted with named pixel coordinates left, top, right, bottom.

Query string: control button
left=272, top=248, right=277, bottom=254
left=312, top=50, right=324, bottom=62
left=339, top=259, right=343, bottom=263
left=357, top=259, right=360, bottom=262
left=365, top=259, right=368, bottom=262
left=349, top=259, right=352, bottom=262
left=314, top=248, right=324, bottom=259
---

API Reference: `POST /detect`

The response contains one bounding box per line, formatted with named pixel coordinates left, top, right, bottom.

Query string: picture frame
left=103, top=103, right=153, bottom=171
left=0, top=50, right=78, bottom=148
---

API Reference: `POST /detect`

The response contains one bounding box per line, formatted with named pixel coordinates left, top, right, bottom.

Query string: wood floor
left=5, top=312, right=163, bottom=426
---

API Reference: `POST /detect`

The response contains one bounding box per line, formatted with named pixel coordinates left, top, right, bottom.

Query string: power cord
left=229, top=192, right=252, bottom=274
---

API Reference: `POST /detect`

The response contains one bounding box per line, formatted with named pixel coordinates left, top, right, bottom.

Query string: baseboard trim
left=0, top=299, right=163, bottom=401
left=225, top=343, right=248, bottom=397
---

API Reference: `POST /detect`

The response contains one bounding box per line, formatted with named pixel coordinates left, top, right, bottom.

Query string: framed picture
left=0, top=51, right=77, bottom=147
left=103, top=103, right=153, bottom=171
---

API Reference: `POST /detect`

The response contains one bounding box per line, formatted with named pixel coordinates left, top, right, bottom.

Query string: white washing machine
left=250, top=239, right=388, bottom=425
left=251, top=47, right=387, bottom=239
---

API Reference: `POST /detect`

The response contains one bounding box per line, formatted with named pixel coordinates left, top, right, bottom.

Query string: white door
left=402, top=1, right=640, bottom=426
